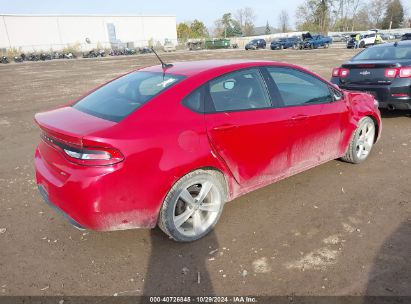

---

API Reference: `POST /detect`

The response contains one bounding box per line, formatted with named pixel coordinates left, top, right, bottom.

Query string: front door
left=266, top=66, right=347, bottom=172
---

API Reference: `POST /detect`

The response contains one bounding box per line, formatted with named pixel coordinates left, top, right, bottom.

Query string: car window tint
left=183, top=87, right=203, bottom=113
left=208, top=69, right=271, bottom=112
left=267, top=67, right=333, bottom=106
left=73, top=71, right=185, bottom=122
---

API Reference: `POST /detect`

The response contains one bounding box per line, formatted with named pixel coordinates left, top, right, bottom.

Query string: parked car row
left=0, top=47, right=160, bottom=64
left=346, top=30, right=409, bottom=49
left=0, top=52, right=77, bottom=64
left=245, top=32, right=333, bottom=51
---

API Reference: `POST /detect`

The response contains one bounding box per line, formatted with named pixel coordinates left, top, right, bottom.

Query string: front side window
left=267, top=67, right=333, bottom=107
left=208, top=68, right=271, bottom=112
left=73, top=71, right=185, bottom=122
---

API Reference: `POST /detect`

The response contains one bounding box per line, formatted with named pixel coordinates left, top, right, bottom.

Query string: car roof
left=140, top=59, right=293, bottom=77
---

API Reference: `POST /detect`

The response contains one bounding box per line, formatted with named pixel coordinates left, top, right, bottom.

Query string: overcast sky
left=1, top=0, right=410, bottom=30
left=0, top=0, right=305, bottom=28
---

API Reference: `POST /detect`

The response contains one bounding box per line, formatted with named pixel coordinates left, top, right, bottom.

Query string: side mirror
left=223, top=80, right=235, bottom=90
left=331, top=86, right=343, bottom=101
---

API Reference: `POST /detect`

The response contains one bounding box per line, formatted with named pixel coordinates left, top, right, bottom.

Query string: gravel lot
left=0, top=47, right=410, bottom=297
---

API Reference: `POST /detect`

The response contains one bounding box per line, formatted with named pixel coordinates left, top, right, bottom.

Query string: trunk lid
left=35, top=106, right=117, bottom=170
left=340, top=61, right=399, bottom=85
left=35, top=106, right=116, bottom=146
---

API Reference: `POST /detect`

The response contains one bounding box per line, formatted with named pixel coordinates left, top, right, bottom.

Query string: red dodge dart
left=34, top=60, right=381, bottom=242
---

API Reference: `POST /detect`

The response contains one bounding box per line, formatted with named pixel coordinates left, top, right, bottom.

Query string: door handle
left=212, top=124, right=237, bottom=131
left=291, top=115, right=308, bottom=121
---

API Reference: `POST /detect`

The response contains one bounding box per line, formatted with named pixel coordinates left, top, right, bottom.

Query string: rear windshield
left=73, top=71, right=185, bottom=122
left=352, top=46, right=411, bottom=61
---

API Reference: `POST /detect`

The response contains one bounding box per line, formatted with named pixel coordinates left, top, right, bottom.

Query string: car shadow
left=379, top=109, right=411, bottom=119
left=364, top=220, right=411, bottom=299
left=142, top=227, right=218, bottom=296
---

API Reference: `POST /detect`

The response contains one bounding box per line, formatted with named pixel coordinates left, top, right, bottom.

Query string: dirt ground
left=0, top=47, right=410, bottom=297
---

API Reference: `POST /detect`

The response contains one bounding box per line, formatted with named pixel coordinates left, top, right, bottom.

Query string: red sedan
left=34, top=60, right=381, bottom=242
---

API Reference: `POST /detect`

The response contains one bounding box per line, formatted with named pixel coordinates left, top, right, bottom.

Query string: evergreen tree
left=381, top=0, right=404, bottom=29
left=265, top=21, right=271, bottom=34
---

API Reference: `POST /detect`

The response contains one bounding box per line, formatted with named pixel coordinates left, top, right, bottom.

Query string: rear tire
left=341, top=117, right=376, bottom=164
left=158, top=170, right=226, bottom=242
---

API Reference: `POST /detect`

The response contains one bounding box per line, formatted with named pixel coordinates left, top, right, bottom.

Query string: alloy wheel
left=355, top=121, right=375, bottom=160
left=173, top=180, right=222, bottom=237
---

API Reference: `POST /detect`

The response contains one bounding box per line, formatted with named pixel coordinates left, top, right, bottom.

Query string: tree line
left=177, top=0, right=409, bottom=40
left=296, top=0, right=408, bottom=33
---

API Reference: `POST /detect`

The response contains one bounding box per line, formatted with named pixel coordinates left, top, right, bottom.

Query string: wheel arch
left=366, top=114, right=380, bottom=143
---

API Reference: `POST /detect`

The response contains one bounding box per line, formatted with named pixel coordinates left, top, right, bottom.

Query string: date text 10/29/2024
left=149, top=296, right=257, bottom=303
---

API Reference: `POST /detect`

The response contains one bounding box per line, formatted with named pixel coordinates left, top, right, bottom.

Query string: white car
left=358, top=31, right=381, bottom=48
left=163, top=42, right=176, bottom=52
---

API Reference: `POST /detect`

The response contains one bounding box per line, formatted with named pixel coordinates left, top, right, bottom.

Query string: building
left=0, top=14, right=177, bottom=52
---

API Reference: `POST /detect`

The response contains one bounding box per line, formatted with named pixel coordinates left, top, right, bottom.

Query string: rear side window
left=267, top=67, right=333, bottom=106
left=208, top=68, right=271, bottom=112
left=352, top=46, right=411, bottom=61
left=73, top=71, right=185, bottom=122
left=182, top=87, right=204, bottom=113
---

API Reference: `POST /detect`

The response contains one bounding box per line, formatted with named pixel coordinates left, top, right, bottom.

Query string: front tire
left=158, top=170, right=226, bottom=242
left=341, top=117, right=376, bottom=164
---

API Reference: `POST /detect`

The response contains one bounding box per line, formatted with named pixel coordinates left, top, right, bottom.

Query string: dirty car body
left=34, top=60, right=381, bottom=235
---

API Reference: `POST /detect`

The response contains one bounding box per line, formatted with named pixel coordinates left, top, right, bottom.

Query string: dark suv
left=245, top=39, right=266, bottom=50
left=401, top=33, right=411, bottom=41
left=270, top=37, right=300, bottom=50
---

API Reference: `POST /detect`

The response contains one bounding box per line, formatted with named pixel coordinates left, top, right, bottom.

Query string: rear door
left=266, top=67, right=348, bottom=172
left=204, top=68, right=292, bottom=188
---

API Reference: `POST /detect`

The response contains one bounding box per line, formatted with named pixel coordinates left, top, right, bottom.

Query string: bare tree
left=235, top=8, right=245, bottom=28
left=279, top=10, right=289, bottom=33
left=244, top=8, right=256, bottom=36
left=368, top=0, right=387, bottom=27
left=295, top=0, right=330, bottom=33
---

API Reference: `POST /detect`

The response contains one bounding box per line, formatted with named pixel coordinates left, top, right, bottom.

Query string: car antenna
left=151, top=47, right=173, bottom=70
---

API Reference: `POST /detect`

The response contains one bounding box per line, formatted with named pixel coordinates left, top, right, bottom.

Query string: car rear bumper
left=35, top=145, right=158, bottom=231
left=37, top=184, right=85, bottom=230
left=331, top=79, right=411, bottom=110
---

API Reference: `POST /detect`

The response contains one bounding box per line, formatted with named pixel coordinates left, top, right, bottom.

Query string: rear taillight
left=41, top=133, right=124, bottom=166
left=332, top=68, right=350, bottom=78
left=385, top=67, right=411, bottom=78
left=385, top=68, right=398, bottom=78
left=399, top=67, right=411, bottom=78
left=63, top=146, right=124, bottom=166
